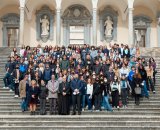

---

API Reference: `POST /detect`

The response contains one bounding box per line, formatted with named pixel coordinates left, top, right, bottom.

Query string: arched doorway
left=62, top=5, right=91, bottom=46
left=133, top=15, right=152, bottom=47
left=1, top=13, right=19, bottom=47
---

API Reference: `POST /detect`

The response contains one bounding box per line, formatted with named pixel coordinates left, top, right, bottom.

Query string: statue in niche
left=135, top=30, right=141, bottom=41
left=40, top=15, right=50, bottom=36
left=104, top=16, right=113, bottom=37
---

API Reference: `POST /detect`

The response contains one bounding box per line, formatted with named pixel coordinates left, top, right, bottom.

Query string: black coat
left=28, top=86, right=39, bottom=104
left=59, top=82, right=70, bottom=95
left=93, top=82, right=102, bottom=95
left=39, top=85, right=48, bottom=99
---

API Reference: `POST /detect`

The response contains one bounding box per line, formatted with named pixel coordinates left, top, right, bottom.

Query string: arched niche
left=1, top=13, right=19, bottom=47
left=133, top=15, right=152, bottom=47
left=99, top=6, right=118, bottom=42
left=62, top=4, right=92, bottom=46
left=36, top=5, right=55, bottom=43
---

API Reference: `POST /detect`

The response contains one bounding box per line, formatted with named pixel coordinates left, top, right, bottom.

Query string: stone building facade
left=0, top=0, right=160, bottom=47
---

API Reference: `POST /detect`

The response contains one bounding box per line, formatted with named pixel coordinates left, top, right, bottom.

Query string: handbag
left=134, top=84, right=141, bottom=94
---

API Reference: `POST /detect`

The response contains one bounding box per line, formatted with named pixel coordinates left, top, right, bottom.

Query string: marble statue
left=40, top=15, right=49, bottom=36
left=135, top=30, right=141, bottom=43
left=104, top=16, right=113, bottom=37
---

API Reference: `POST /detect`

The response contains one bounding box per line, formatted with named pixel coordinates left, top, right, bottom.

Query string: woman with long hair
left=133, top=69, right=142, bottom=105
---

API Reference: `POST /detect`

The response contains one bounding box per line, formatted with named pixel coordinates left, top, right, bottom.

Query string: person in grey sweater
left=46, top=75, right=59, bottom=115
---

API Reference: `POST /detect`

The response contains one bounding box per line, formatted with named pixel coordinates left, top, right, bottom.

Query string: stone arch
left=99, top=6, right=118, bottom=42
left=1, top=13, right=19, bottom=47
left=133, top=15, right=152, bottom=47
left=62, top=4, right=92, bottom=46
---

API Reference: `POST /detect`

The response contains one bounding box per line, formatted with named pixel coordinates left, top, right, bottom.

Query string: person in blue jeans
left=139, top=65, right=149, bottom=98
left=80, top=76, right=87, bottom=111
left=120, top=75, right=129, bottom=108
left=102, top=77, right=112, bottom=111
left=19, top=75, right=29, bottom=112
left=86, top=78, right=93, bottom=111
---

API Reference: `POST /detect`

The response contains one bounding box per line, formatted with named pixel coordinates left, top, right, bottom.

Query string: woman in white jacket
left=86, top=78, right=93, bottom=111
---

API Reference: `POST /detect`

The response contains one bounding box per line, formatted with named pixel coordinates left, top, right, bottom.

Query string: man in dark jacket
left=39, top=80, right=48, bottom=115
left=43, top=64, right=52, bottom=84
left=71, top=73, right=83, bottom=115
left=3, top=57, right=16, bottom=88
left=93, top=60, right=101, bottom=75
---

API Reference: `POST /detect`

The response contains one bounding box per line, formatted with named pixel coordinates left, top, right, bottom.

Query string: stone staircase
left=0, top=47, right=160, bottom=130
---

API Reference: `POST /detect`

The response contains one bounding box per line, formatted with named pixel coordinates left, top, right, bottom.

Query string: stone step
left=0, top=111, right=160, bottom=116
left=0, top=115, right=159, bottom=121
left=1, top=107, right=160, bottom=112
left=0, top=126, right=159, bottom=130
left=0, top=104, right=160, bottom=109
left=1, top=120, right=160, bottom=127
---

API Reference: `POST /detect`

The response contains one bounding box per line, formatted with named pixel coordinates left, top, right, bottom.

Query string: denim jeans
left=147, top=77, right=155, bottom=91
left=3, top=73, right=11, bottom=87
left=121, top=88, right=127, bottom=106
left=21, top=97, right=28, bottom=111
left=141, top=81, right=149, bottom=98
left=86, top=95, right=92, bottom=110
left=81, top=95, right=86, bottom=109
left=103, top=95, right=112, bottom=111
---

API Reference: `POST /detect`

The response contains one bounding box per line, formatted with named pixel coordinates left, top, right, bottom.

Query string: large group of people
left=3, top=43, right=157, bottom=115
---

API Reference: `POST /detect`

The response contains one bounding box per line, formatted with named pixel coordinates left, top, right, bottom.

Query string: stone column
left=56, top=8, right=61, bottom=46
left=19, top=7, right=25, bottom=47
left=128, top=8, right=134, bottom=46
left=92, top=8, right=97, bottom=46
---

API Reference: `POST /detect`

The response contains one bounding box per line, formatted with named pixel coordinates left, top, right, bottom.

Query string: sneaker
left=14, top=95, right=19, bottom=98
left=124, top=105, right=128, bottom=109
left=82, top=108, right=85, bottom=112
left=9, top=89, right=13, bottom=92
left=153, top=91, right=156, bottom=94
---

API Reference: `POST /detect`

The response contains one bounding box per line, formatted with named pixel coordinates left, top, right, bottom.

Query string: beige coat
left=46, top=80, right=59, bottom=99
left=19, top=80, right=27, bottom=98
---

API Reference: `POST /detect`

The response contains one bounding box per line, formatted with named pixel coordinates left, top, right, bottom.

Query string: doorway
left=69, top=25, right=84, bottom=45
left=134, top=29, right=146, bottom=47
left=7, top=28, right=19, bottom=47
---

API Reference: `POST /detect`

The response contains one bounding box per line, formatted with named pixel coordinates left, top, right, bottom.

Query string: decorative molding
left=133, top=15, right=152, bottom=47
left=1, top=13, right=20, bottom=47
left=99, top=6, right=118, bottom=42
left=62, top=5, right=91, bottom=46
left=62, top=4, right=92, bottom=24
left=36, top=5, right=55, bottom=43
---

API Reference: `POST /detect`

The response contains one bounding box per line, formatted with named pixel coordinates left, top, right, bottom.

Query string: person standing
left=47, top=75, right=59, bottom=115
left=110, top=76, right=121, bottom=109
left=3, top=57, right=15, bottom=89
left=28, top=80, right=39, bottom=115
left=58, top=75, right=70, bottom=115
left=43, top=64, right=52, bottom=84
left=60, top=55, right=70, bottom=71
left=19, top=74, right=29, bottom=112
left=133, top=69, right=142, bottom=105
left=39, top=80, right=48, bottom=115
left=120, top=75, right=129, bottom=108
left=86, top=78, right=93, bottom=111
left=71, top=73, right=83, bottom=115
left=12, top=64, right=21, bottom=98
